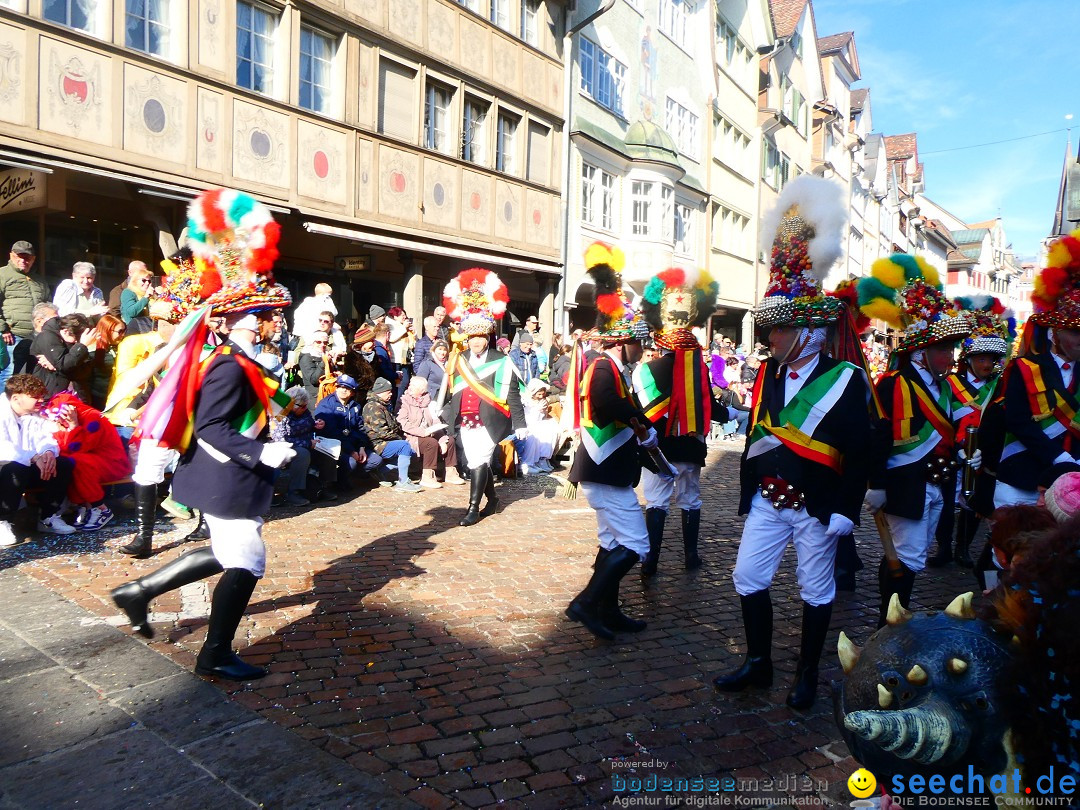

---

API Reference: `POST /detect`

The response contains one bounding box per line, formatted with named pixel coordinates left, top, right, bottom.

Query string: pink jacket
left=397, top=390, right=434, bottom=453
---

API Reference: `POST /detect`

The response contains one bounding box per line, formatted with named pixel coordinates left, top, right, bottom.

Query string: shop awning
left=303, top=221, right=563, bottom=276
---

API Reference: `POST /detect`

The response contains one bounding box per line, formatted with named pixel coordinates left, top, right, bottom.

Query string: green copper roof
left=624, top=120, right=682, bottom=169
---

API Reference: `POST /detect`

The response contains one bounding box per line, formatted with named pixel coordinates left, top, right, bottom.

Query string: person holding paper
left=398, top=375, right=464, bottom=488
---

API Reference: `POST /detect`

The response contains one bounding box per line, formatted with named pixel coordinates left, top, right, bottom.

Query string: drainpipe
left=556, top=0, right=618, bottom=336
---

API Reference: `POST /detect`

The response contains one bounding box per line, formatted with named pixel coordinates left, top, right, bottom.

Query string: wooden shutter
left=526, top=121, right=550, bottom=185
left=378, top=59, right=417, bottom=142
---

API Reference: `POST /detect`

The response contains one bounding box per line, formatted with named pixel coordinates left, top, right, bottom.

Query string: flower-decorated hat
left=153, top=246, right=209, bottom=323
left=1031, top=228, right=1080, bottom=329
left=856, top=254, right=971, bottom=353
left=584, top=242, right=648, bottom=344
left=955, top=294, right=1015, bottom=358
left=640, top=267, right=719, bottom=350
left=442, top=268, right=509, bottom=336
left=186, top=188, right=292, bottom=316
left=755, top=175, right=848, bottom=329
left=826, top=278, right=871, bottom=334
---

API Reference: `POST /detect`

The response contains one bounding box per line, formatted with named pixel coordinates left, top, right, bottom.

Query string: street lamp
left=555, top=0, right=618, bottom=336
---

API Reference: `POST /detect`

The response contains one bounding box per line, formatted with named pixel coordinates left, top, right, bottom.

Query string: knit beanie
left=1044, top=471, right=1080, bottom=523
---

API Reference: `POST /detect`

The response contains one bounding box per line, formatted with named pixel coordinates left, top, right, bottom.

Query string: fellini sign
left=0, top=168, right=47, bottom=214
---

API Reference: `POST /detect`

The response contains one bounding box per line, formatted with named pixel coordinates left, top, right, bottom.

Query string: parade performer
left=857, top=254, right=972, bottom=628
left=633, top=265, right=718, bottom=575
left=994, top=228, right=1080, bottom=509
left=713, top=175, right=874, bottom=710
left=927, top=296, right=1013, bottom=568
left=565, top=242, right=656, bottom=641
left=439, top=268, right=526, bottom=527
left=111, top=188, right=296, bottom=680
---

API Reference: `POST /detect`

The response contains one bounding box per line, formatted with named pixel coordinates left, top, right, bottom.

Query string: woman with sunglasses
left=120, top=266, right=154, bottom=335
left=299, top=330, right=333, bottom=401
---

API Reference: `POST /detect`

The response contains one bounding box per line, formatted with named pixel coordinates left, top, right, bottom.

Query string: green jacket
left=362, top=393, right=405, bottom=453
left=0, top=261, right=48, bottom=337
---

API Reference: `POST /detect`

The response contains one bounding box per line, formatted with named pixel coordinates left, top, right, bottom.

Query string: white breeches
left=132, top=442, right=181, bottom=487
left=884, top=484, right=945, bottom=572
left=993, top=481, right=1039, bottom=510
left=207, top=515, right=266, bottom=578
left=519, top=418, right=559, bottom=465
left=579, top=481, right=649, bottom=560
left=460, top=425, right=496, bottom=469
left=732, top=495, right=836, bottom=606
left=642, top=462, right=702, bottom=511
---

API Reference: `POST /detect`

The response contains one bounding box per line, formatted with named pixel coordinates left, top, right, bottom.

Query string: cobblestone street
left=1, top=442, right=979, bottom=809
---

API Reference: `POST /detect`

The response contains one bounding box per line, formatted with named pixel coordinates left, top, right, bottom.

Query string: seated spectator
left=508, top=332, right=540, bottom=383
left=43, top=392, right=130, bottom=531
left=270, top=386, right=338, bottom=505
left=299, top=330, right=332, bottom=401
left=397, top=375, right=463, bottom=488
left=31, top=313, right=98, bottom=401
left=315, top=310, right=346, bottom=356
left=53, top=261, right=108, bottom=318
left=362, top=377, right=422, bottom=493
left=548, top=344, right=573, bottom=394
left=723, top=354, right=742, bottom=386
left=314, top=373, right=383, bottom=488
left=370, top=323, right=397, bottom=384
left=741, top=353, right=761, bottom=386
left=120, top=265, right=154, bottom=333
left=709, top=350, right=729, bottom=396
left=0, top=374, right=76, bottom=543
left=89, top=314, right=125, bottom=410
left=548, top=332, right=562, bottom=369
left=416, top=338, right=449, bottom=401
left=519, top=379, right=562, bottom=474
left=717, top=383, right=751, bottom=437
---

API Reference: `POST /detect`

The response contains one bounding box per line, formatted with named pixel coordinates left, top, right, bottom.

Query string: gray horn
left=843, top=699, right=970, bottom=764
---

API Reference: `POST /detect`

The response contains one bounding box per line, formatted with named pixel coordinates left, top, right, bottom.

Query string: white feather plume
left=759, top=175, right=848, bottom=283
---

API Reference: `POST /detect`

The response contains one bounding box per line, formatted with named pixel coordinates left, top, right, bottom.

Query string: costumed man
left=110, top=188, right=296, bottom=680
left=108, top=246, right=216, bottom=558
left=565, top=242, right=657, bottom=641
left=439, top=269, right=527, bottom=527
left=994, top=229, right=1080, bottom=510
left=857, top=254, right=972, bottom=628
left=632, top=265, right=719, bottom=576
left=927, top=296, right=1013, bottom=568
left=713, top=175, right=874, bottom=710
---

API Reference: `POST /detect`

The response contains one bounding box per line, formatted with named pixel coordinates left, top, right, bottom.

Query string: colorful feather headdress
left=826, top=278, right=870, bottom=334
left=755, top=175, right=848, bottom=329
left=955, top=294, right=1015, bottom=358
left=856, top=253, right=970, bottom=353
left=641, top=266, right=718, bottom=350
left=584, top=242, right=646, bottom=344
left=442, top=268, right=509, bottom=336
left=186, top=188, right=291, bottom=316
left=1031, top=228, right=1080, bottom=330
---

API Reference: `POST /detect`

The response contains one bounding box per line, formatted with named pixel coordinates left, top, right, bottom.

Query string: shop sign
left=335, top=255, right=371, bottom=272
left=0, top=169, right=47, bottom=214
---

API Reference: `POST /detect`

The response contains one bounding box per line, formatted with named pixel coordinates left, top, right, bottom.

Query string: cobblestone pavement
left=1, top=442, right=981, bottom=809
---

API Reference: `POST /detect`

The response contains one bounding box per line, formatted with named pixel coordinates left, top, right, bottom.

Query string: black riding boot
left=972, top=534, right=996, bottom=591
left=194, top=568, right=267, bottom=680
left=927, top=506, right=955, bottom=567
left=833, top=533, right=862, bottom=592
left=713, top=589, right=774, bottom=691
left=594, top=548, right=646, bottom=632
left=119, top=483, right=157, bottom=558
left=110, top=547, right=223, bottom=638
left=640, top=508, right=666, bottom=578
left=481, top=463, right=500, bottom=516
left=184, top=510, right=211, bottom=542
left=682, top=508, right=702, bottom=570
left=954, top=509, right=979, bottom=568
left=877, top=557, right=917, bottom=629
left=786, top=601, right=833, bottom=710
left=566, top=544, right=639, bottom=640
left=459, top=465, right=489, bottom=526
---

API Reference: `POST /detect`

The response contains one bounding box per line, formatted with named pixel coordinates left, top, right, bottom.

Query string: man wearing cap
left=366, top=304, right=386, bottom=327
left=713, top=177, right=875, bottom=710
left=508, top=331, right=539, bottom=383
left=0, top=241, right=48, bottom=390
left=362, top=377, right=422, bottom=493
left=314, top=373, right=384, bottom=486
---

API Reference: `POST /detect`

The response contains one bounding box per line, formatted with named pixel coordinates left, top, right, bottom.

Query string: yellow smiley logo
left=848, top=768, right=877, bottom=799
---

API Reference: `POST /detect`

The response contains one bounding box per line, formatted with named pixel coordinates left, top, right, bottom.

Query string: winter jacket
left=0, top=261, right=48, bottom=338
left=549, top=354, right=571, bottom=393
left=314, top=392, right=372, bottom=456
left=508, top=346, right=539, bottom=383
left=416, top=356, right=447, bottom=400
left=397, top=390, right=438, bottom=454
left=362, top=392, right=406, bottom=453
left=30, top=318, right=93, bottom=400
left=411, top=335, right=434, bottom=372
left=299, top=350, right=328, bottom=401
left=271, top=409, right=316, bottom=451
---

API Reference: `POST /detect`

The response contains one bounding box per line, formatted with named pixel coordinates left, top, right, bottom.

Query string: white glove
left=514, top=428, right=528, bottom=441
left=259, top=441, right=297, bottom=469
left=864, top=488, right=887, bottom=512
left=638, top=426, right=659, bottom=450
left=959, top=447, right=983, bottom=471
left=824, top=513, right=855, bottom=540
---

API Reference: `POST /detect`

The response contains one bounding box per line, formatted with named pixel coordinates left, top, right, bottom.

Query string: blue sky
left=811, top=0, right=1080, bottom=261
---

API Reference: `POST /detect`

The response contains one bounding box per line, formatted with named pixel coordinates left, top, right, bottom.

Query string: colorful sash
left=884, top=372, right=953, bottom=468
left=633, top=349, right=712, bottom=436
left=947, top=373, right=995, bottom=438
left=448, top=351, right=514, bottom=417
left=579, top=356, right=635, bottom=465
left=745, top=361, right=854, bottom=473
left=1000, top=358, right=1080, bottom=462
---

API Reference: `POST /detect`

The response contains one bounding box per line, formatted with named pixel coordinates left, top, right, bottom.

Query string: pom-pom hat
left=583, top=242, right=646, bottom=344
left=954, top=294, right=1015, bottom=358
left=755, top=175, right=848, bottom=329
left=185, top=188, right=291, bottom=316
left=442, top=268, right=509, bottom=336
left=856, top=253, right=971, bottom=353
left=1044, top=471, right=1080, bottom=523
left=1031, top=228, right=1080, bottom=329
left=641, top=266, right=719, bottom=350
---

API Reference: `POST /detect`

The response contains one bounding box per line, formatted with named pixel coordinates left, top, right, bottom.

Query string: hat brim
left=754, top=295, right=842, bottom=329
